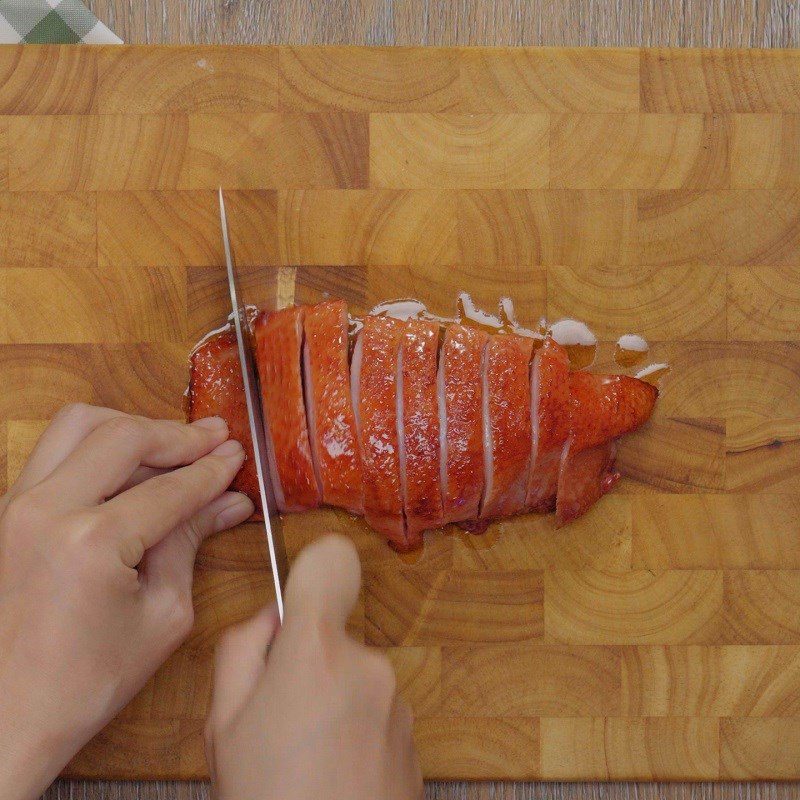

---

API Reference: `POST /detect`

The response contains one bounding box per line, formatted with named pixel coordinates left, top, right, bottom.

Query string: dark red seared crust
left=254, top=306, right=320, bottom=513
left=304, top=300, right=364, bottom=514
left=188, top=303, right=659, bottom=549
left=188, top=329, right=262, bottom=517
left=401, top=318, right=444, bottom=539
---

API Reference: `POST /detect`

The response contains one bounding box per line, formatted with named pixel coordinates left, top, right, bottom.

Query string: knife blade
left=219, top=187, right=288, bottom=620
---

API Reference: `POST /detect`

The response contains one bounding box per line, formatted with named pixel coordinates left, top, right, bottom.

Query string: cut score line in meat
left=187, top=295, right=662, bottom=552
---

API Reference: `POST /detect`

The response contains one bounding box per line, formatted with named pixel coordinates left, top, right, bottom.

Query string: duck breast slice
left=188, top=329, right=265, bottom=517
left=440, top=324, right=488, bottom=525
left=254, top=306, right=321, bottom=513
left=303, top=300, right=364, bottom=514
left=480, top=333, right=534, bottom=521
left=526, top=337, right=570, bottom=512
left=400, top=318, right=443, bottom=538
left=356, top=316, right=413, bottom=550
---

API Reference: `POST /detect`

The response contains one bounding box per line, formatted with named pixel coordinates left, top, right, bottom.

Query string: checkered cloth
left=0, top=0, right=120, bottom=43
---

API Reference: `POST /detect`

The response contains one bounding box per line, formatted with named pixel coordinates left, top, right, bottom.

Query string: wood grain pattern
left=633, top=495, right=800, bottom=568
left=415, top=717, right=539, bottom=780
left=621, top=645, right=800, bottom=717
left=544, top=570, right=723, bottom=645
left=4, top=43, right=797, bottom=792
left=95, top=47, right=280, bottom=113
left=441, top=645, right=620, bottom=717
left=0, top=47, right=97, bottom=113
left=84, top=0, right=800, bottom=49
left=547, top=264, right=726, bottom=340
left=457, top=189, right=637, bottom=266
left=641, top=50, right=800, bottom=112
left=370, top=114, right=549, bottom=188
left=721, top=719, right=800, bottom=779
left=615, top=416, right=726, bottom=494
left=540, top=717, right=719, bottom=780
left=366, top=569, right=544, bottom=645
left=730, top=114, right=800, bottom=188
left=5, top=267, right=185, bottom=343
left=722, top=571, right=800, bottom=644
left=0, top=192, right=96, bottom=269
left=637, top=189, right=800, bottom=266
left=11, top=113, right=369, bottom=191
left=725, top=416, right=800, bottom=492
left=458, top=49, right=640, bottom=112
left=728, top=266, right=800, bottom=340
left=550, top=114, right=728, bottom=191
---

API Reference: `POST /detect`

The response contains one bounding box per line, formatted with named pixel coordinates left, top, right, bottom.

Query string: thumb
left=283, top=534, right=361, bottom=631
left=206, top=603, right=280, bottom=784
left=210, top=603, right=281, bottom=729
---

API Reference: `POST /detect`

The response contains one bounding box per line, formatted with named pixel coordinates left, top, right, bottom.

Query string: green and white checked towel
left=0, top=0, right=121, bottom=43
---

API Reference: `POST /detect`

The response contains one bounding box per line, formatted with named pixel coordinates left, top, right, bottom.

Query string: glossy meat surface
left=356, top=316, right=412, bottom=550
left=440, top=324, right=488, bottom=524
left=188, top=330, right=263, bottom=516
left=254, top=306, right=320, bottom=513
left=304, top=300, right=364, bottom=514
left=480, top=333, right=534, bottom=520
left=568, top=372, right=659, bottom=453
left=400, top=318, right=443, bottom=538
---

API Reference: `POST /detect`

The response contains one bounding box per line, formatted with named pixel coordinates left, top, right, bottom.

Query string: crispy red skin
left=556, top=440, right=619, bottom=525
left=304, top=300, right=364, bottom=514
left=188, top=306, right=659, bottom=541
left=526, top=337, right=570, bottom=512
left=254, top=306, right=320, bottom=512
left=357, top=316, right=413, bottom=550
left=568, top=372, right=658, bottom=453
left=554, top=372, right=656, bottom=523
left=481, top=333, right=534, bottom=520
left=188, top=329, right=262, bottom=517
left=401, top=318, right=443, bottom=538
left=441, top=324, right=488, bottom=524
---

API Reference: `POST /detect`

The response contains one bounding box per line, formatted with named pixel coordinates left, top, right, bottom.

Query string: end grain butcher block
left=2, top=45, right=800, bottom=781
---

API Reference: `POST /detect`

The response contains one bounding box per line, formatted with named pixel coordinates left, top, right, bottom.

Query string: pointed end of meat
left=569, top=372, right=658, bottom=453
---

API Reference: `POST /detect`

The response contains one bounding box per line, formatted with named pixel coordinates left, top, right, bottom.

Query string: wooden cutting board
left=2, top=45, right=800, bottom=781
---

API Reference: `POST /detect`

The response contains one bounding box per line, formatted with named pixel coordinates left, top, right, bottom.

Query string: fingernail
left=193, top=416, right=228, bottom=434
left=214, top=493, right=255, bottom=532
left=212, top=439, right=245, bottom=458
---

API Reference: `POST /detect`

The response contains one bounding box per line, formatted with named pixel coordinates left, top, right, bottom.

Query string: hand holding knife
left=219, top=187, right=288, bottom=620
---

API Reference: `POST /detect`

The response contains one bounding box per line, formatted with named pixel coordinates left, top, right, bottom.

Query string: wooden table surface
left=42, top=0, right=799, bottom=798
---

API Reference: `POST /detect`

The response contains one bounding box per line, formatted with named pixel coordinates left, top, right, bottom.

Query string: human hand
left=206, top=535, right=423, bottom=800
left=0, top=404, right=254, bottom=799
